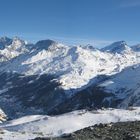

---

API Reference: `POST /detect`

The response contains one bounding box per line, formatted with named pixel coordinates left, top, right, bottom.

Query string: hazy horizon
left=0, top=0, right=140, bottom=47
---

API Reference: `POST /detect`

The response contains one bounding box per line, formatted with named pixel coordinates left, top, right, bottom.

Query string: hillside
left=38, top=121, right=140, bottom=140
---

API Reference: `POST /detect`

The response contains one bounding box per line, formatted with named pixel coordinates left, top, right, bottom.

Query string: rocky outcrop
left=34, top=121, right=140, bottom=140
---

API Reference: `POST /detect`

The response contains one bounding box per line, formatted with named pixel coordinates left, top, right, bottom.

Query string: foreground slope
left=0, top=108, right=140, bottom=140
left=44, top=121, right=140, bottom=140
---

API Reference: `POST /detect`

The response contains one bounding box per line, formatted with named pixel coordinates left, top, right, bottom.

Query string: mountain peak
left=0, top=36, right=12, bottom=49
left=101, top=41, right=130, bottom=54
left=81, top=44, right=97, bottom=51
left=115, top=40, right=127, bottom=45
left=35, top=39, right=56, bottom=50
left=8, top=37, right=26, bottom=50
left=131, top=44, right=140, bottom=52
left=0, top=36, right=11, bottom=41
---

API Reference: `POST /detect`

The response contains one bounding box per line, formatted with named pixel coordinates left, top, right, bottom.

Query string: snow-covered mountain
left=0, top=37, right=29, bottom=62
left=0, top=36, right=140, bottom=118
left=101, top=41, right=132, bottom=54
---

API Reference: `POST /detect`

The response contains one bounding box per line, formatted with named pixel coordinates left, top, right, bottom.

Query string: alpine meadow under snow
left=0, top=36, right=140, bottom=139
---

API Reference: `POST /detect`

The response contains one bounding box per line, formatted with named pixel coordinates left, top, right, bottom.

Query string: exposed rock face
left=0, top=108, right=7, bottom=122
left=35, top=39, right=56, bottom=50
left=33, top=121, right=140, bottom=140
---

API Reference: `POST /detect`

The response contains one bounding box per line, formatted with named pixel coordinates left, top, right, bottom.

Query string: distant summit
left=35, top=39, right=56, bottom=50
left=0, top=37, right=12, bottom=49
left=101, top=41, right=131, bottom=54
left=131, top=44, right=140, bottom=52
left=0, top=36, right=26, bottom=50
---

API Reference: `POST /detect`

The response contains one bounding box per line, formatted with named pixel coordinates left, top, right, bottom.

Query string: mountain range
left=0, top=36, right=140, bottom=119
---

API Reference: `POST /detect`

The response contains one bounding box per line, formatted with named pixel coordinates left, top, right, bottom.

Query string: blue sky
left=0, top=0, right=140, bottom=47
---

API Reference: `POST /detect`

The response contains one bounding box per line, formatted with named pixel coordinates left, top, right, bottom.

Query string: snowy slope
left=0, top=107, right=140, bottom=140
left=98, top=64, right=140, bottom=107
